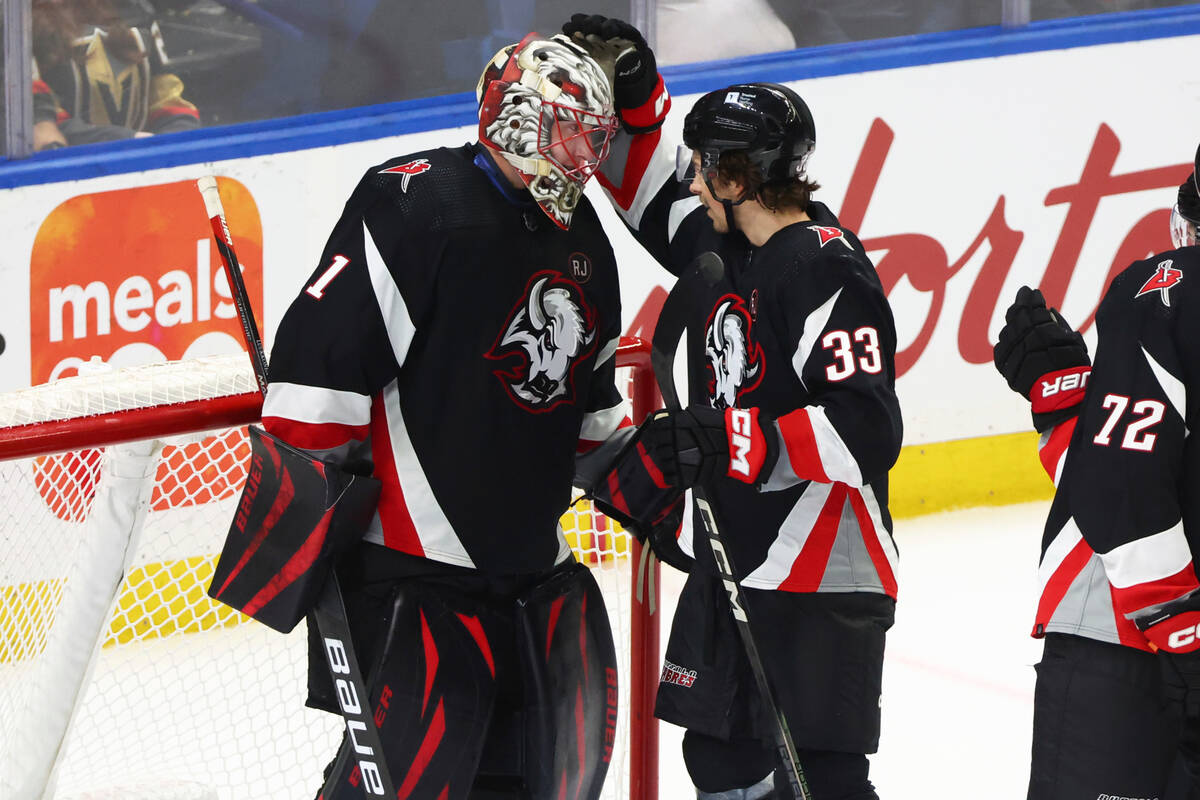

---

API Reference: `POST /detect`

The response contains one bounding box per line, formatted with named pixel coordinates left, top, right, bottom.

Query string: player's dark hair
left=717, top=150, right=820, bottom=213
left=1181, top=174, right=1200, bottom=226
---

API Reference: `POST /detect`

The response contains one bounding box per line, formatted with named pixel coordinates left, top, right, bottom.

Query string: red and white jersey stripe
left=1029, top=248, right=1200, bottom=650
left=742, top=482, right=899, bottom=597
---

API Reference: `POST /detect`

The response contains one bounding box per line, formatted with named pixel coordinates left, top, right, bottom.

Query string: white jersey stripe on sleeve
left=363, top=220, right=417, bottom=369
left=594, top=335, right=619, bottom=371
left=1100, top=521, right=1191, bottom=589
left=262, top=382, right=371, bottom=426
left=791, top=288, right=842, bottom=391
left=667, top=197, right=703, bottom=244
left=615, top=136, right=678, bottom=229
left=1142, top=346, right=1187, bottom=424
left=379, top=381, right=475, bottom=568
left=579, top=401, right=626, bottom=442
left=808, top=405, right=864, bottom=487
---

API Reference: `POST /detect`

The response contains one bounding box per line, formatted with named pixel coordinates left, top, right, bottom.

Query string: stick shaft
left=650, top=252, right=811, bottom=800
left=196, top=176, right=269, bottom=395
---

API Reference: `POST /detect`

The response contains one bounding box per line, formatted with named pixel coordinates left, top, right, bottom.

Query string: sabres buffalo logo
left=705, top=294, right=764, bottom=410
left=486, top=271, right=597, bottom=411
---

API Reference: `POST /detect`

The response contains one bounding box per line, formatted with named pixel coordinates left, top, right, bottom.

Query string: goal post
left=0, top=340, right=659, bottom=800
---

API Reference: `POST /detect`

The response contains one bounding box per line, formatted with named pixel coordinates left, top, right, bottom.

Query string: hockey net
left=0, top=342, right=659, bottom=800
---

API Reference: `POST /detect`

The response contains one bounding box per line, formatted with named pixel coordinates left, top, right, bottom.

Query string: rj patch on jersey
left=1135, top=259, right=1183, bottom=306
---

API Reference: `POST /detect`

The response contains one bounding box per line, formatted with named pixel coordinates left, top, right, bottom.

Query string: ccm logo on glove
left=727, top=408, right=767, bottom=483
left=1144, top=609, right=1200, bottom=653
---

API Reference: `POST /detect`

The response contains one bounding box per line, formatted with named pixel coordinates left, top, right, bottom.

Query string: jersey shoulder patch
left=365, top=146, right=491, bottom=234
left=377, top=157, right=433, bottom=191
left=809, top=224, right=854, bottom=251
left=1134, top=258, right=1185, bottom=307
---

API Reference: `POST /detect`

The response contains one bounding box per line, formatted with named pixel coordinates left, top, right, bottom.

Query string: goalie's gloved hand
left=993, top=285, right=1091, bottom=432
left=640, top=405, right=727, bottom=489
left=562, top=13, right=657, bottom=112
left=1134, top=589, right=1200, bottom=781
left=576, top=426, right=692, bottom=572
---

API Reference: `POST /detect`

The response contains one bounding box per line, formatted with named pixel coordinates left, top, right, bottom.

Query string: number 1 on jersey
left=306, top=254, right=350, bottom=300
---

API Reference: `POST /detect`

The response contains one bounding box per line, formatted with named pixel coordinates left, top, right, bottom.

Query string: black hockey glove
left=992, top=286, right=1091, bottom=433
left=575, top=426, right=692, bottom=572
left=639, top=405, right=730, bottom=489
left=562, top=13, right=658, bottom=114
left=1133, top=590, right=1200, bottom=782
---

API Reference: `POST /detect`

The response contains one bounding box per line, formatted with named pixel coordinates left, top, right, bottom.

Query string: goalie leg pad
left=321, top=579, right=503, bottom=800
left=515, top=561, right=619, bottom=800
left=208, top=426, right=380, bottom=633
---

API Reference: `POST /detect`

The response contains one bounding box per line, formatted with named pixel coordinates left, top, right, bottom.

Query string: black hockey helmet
left=1170, top=141, right=1200, bottom=249
left=681, top=83, right=816, bottom=187
left=1193, top=140, right=1200, bottom=202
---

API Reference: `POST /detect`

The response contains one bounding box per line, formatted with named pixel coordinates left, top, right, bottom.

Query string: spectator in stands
left=762, top=0, right=998, bottom=47
left=32, top=77, right=68, bottom=151
left=32, top=0, right=199, bottom=146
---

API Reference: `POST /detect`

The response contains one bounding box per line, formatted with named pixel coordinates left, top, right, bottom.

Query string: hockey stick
left=196, top=177, right=397, bottom=798
left=651, top=251, right=812, bottom=800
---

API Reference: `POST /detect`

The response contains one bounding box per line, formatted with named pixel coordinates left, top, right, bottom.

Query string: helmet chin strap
left=705, top=174, right=750, bottom=233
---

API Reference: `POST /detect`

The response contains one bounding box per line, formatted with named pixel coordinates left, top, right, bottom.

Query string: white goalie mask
left=477, top=33, right=619, bottom=230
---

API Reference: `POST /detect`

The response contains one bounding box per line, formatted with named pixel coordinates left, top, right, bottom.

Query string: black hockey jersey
left=263, top=144, right=625, bottom=574
left=1032, top=247, right=1200, bottom=651
left=596, top=90, right=903, bottom=596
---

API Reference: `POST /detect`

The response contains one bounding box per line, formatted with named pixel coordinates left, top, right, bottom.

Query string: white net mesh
left=0, top=355, right=649, bottom=800
left=0, top=355, right=259, bottom=429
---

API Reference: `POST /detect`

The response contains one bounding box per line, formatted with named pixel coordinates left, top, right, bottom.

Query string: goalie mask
left=478, top=33, right=619, bottom=230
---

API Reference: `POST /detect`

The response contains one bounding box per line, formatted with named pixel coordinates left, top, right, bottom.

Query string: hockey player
left=563, top=15, right=903, bottom=799
left=259, top=32, right=628, bottom=800
left=993, top=149, right=1200, bottom=799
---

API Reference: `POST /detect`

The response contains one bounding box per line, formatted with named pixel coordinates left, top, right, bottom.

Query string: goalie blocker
left=207, top=426, right=381, bottom=633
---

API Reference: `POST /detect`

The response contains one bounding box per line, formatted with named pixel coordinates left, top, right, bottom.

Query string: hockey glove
left=1133, top=589, right=1200, bottom=782
left=562, top=14, right=659, bottom=119
left=992, top=286, right=1090, bottom=433
left=640, top=405, right=777, bottom=489
left=576, top=426, right=692, bottom=572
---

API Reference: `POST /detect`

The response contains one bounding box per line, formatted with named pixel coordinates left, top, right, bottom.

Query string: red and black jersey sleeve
left=757, top=228, right=903, bottom=491
left=593, top=81, right=724, bottom=276
left=1056, top=249, right=1200, bottom=630
left=262, top=170, right=409, bottom=461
